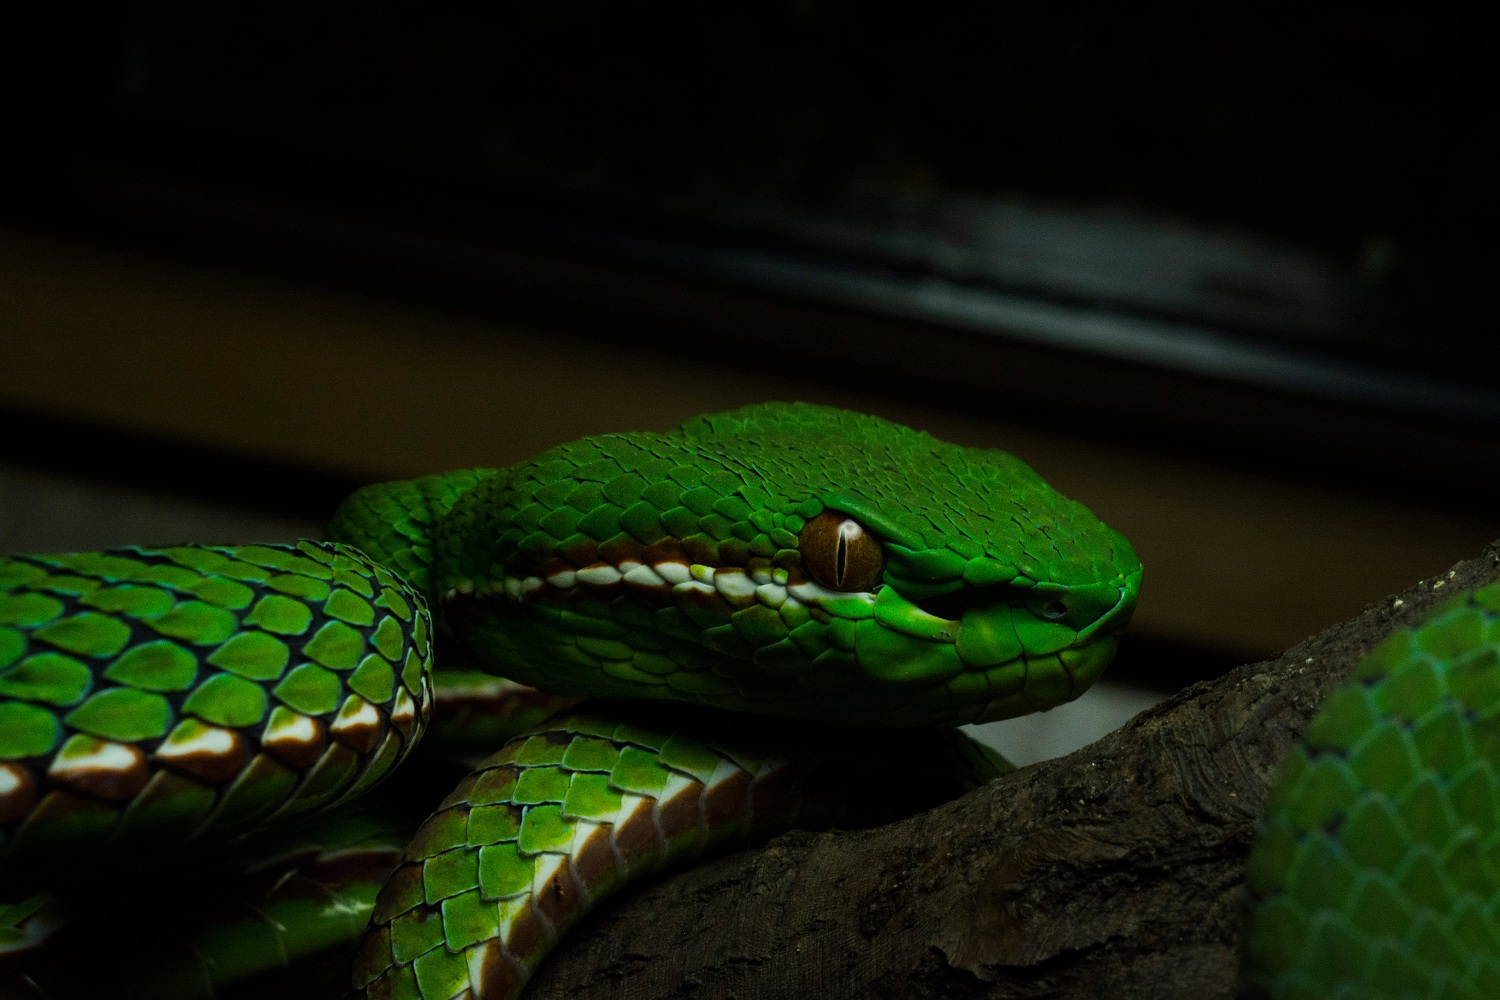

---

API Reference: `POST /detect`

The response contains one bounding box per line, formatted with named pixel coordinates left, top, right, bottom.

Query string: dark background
left=3, top=6, right=1497, bottom=752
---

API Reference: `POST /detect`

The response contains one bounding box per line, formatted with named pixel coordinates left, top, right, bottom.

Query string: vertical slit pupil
left=835, top=521, right=849, bottom=586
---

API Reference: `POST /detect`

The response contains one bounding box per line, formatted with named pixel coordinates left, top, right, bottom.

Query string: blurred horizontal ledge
left=52, top=164, right=1500, bottom=507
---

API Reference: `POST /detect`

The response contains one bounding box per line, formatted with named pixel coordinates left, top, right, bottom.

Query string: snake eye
left=1042, top=599, right=1068, bottom=620
left=799, top=511, right=885, bottom=592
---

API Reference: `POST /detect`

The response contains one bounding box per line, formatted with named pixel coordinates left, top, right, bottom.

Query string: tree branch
left=525, top=542, right=1500, bottom=1000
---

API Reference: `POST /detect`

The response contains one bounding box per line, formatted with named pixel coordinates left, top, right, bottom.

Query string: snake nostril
left=913, top=592, right=968, bottom=622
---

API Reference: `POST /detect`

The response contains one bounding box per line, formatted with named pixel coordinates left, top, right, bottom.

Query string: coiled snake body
left=0, top=402, right=1455, bottom=998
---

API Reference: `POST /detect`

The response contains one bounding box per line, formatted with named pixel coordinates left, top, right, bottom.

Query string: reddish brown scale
left=259, top=720, right=324, bottom=771
left=389, top=700, right=421, bottom=744
left=554, top=537, right=599, bottom=570
left=595, top=536, right=642, bottom=566
left=718, top=538, right=752, bottom=567
left=473, top=939, right=525, bottom=999
left=500, top=905, right=549, bottom=979
left=529, top=731, right=573, bottom=754
left=640, top=538, right=690, bottom=568
left=682, top=535, right=718, bottom=565
left=533, top=557, right=573, bottom=582
left=743, top=557, right=777, bottom=578
left=330, top=711, right=385, bottom=755
left=430, top=683, right=579, bottom=742
left=655, top=778, right=708, bottom=842
left=700, top=769, right=754, bottom=829
left=354, top=932, right=391, bottom=995
left=532, top=858, right=586, bottom=930
left=158, top=729, right=250, bottom=783
left=621, top=585, right=674, bottom=612
left=673, top=584, right=735, bottom=622
left=609, top=799, right=663, bottom=863
left=470, top=765, right=522, bottom=806
left=0, top=764, right=37, bottom=824
left=570, top=826, right=623, bottom=896
left=48, top=744, right=149, bottom=802
left=773, top=549, right=804, bottom=575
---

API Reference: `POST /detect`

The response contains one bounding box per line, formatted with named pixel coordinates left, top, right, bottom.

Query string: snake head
left=789, top=490, right=1140, bottom=725
left=434, top=403, right=1141, bottom=727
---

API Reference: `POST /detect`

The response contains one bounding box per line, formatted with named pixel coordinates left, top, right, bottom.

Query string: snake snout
left=1068, top=578, right=1139, bottom=642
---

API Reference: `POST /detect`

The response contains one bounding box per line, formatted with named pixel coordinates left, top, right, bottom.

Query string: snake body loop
left=2, top=403, right=1146, bottom=997
left=1245, top=583, right=1500, bottom=1000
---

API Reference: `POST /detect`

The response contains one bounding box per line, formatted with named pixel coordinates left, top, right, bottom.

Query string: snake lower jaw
left=963, top=636, right=1121, bottom=725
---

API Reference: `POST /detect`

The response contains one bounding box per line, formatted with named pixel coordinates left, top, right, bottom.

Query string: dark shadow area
left=6, top=5, right=1498, bottom=498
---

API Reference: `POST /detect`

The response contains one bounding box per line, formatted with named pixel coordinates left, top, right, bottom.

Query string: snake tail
left=1244, top=582, right=1500, bottom=999
left=352, top=705, right=1004, bottom=1000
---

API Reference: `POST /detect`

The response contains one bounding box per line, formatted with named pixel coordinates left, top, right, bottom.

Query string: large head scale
left=433, top=403, right=1141, bottom=727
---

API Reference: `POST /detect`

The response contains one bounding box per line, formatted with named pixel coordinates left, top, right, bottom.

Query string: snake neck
left=326, top=469, right=498, bottom=610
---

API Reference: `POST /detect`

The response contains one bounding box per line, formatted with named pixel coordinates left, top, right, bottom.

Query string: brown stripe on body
left=608, top=796, right=664, bottom=872
left=389, top=688, right=421, bottom=741
left=595, top=536, right=643, bottom=567
left=46, top=739, right=149, bottom=801
left=673, top=583, right=735, bottom=623
left=531, top=852, right=586, bottom=933
left=330, top=703, right=386, bottom=755
left=259, top=717, right=324, bottom=771
left=653, top=777, right=708, bottom=847
left=699, top=768, right=754, bottom=830
left=157, top=727, right=250, bottom=784
left=553, top=536, right=599, bottom=571
left=0, top=762, right=38, bottom=824
left=640, top=538, right=690, bottom=570
left=497, top=899, right=550, bottom=983
left=569, top=823, right=624, bottom=898
left=471, top=937, right=526, bottom=1000
left=620, top=572, right=676, bottom=609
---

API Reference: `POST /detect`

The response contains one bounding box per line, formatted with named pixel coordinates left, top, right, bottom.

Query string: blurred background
left=3, top=6, right=1497, bottom=763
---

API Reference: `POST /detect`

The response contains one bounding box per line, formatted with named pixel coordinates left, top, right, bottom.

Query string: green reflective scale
left=0, top=541, right=433, bottom=885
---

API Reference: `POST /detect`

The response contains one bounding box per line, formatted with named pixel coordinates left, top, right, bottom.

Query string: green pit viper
left=0, top=402, right=1482, bottom=999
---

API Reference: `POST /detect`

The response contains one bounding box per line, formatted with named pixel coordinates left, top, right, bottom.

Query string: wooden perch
left=523, top=543, right=1500, bottom=1000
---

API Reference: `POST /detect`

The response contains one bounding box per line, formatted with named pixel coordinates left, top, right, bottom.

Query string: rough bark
left=524, top=542, right=1500, bottom=1000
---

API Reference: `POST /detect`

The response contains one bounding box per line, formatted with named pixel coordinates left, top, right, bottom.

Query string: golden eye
left=798, top=511, right=885, bottom=592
